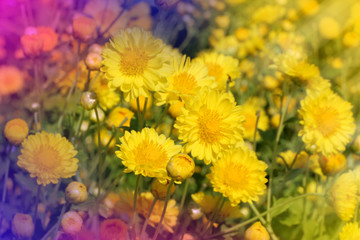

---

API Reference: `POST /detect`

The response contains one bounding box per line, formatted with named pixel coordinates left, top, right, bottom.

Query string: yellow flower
left=207, top=145, right=268, bottom=206
left=330, top=170, right=359, bottom=221
left=277, top=150, right=309, bottom=169
left=137, top=192, right=179, bottom=233
left=195, top=52, right=239, bottom=90
left=319, top=17, right=340, bottom=40
left=245, top=221, right=270, bottom=240
left=168, top=101, right=184, bottom=119
left=17, top=132, right=78, bottom=186
left=91, top=76, right=120, bottom=110
left=154, top=55, right=215, bottom=105
left=298, top=88, right=356, bottom=156
left=339, top=222, right=360, bottom=240
left=298, top=0, right=319, bottom=16
left=239, top=98, right=269, bottom=140
left=94, top=128, right=116, bottom=148
left=174, top=88, right=245, bottom=164
left=252, top=5, right=285, bottom=24
left=4, top=118, right=29, bottom=145
left=106, top=107, right=134, bottom=128
left=343, top=32, right=360, bottom=48
left=318, top=153, right=347, bottom=175
left=0, top=66, right=24, bottom=96
left=101, top=28, right=171, bottom=102
left=56, top=62, right=88, bottom=95
left=191, top=192, right=243, bottom=222
left=116, top=128, right=182, bottom=181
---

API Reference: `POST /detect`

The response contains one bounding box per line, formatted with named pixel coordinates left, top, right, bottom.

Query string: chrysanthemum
left=0, top=65, right=24, bottom=96
left=154, top=55, right=215, bottom=105
left=195, top=52, right=240, bottom=90
left=137, top=192, right=179, bottom=233
left=56, top=62, right=88, bottom=95
left=239, top=97, right=269, bottom=140
left=91, top=75, right=120, bottom=110
left=101, top=28, right=172, bottom=102
left=174, top=88, right=245, bottom=164
left=100, top=219, right=127, bottom=240
left=330, top=170, right=359, bottom=221
left=298, top=88, right=356, bottom=156
left=339, top=222, right=360, bottom=240
left=191, top=192, right=243, bottom=222
left=116, top=128, right=182, bottom=181
left=17, top=132, right=78, bottom=186
left=207, top=145, right=268, bottom=206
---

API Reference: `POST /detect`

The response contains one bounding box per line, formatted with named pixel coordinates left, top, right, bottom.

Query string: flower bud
left=318, top=153, right=346, bottom=175
left=244, top=221, right=270, bottom=240
left=81, top=91, right=98, bottom=110
left=65, top=181, right=88, bottom=204
left=151, top=179, right=176, bottom=200
left=11, top=213, right=34, bottom=238
left=88, top=44, right=103, bottom=55
left=4, top=118, right=29, bottom=145
left=72, top=15, right=97, bottom=42
left=106, top=107, right=134, bottom=128
left=85, top=52, right=102, bottom=70
left=188, top=203, right=203, bottom=220
left=167, top=153, right=195, bottom=182
left=90, top=108, right=105, bottom=122
left=36, top=26, right=58, bottom=52
left=20, top=27, right=44, bottom=57
left=61, top=211, right=83, bottom=235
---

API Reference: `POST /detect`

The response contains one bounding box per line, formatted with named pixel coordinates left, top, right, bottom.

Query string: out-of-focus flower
left=318, top=153, right=346, bottom=175
left=235, top=27, right=250, bottom=41
left=207, top=144, right=268, bottom=206
left=298, top=0, right=319, bottom=16
left=106, top=107, right=134, bottom=128
left=36, top=26, right=58, bottom=52
left=72, top=14, right=97, bottom=41
left=330, top=170, right=359, bottom=221
left=17, top=132, right=78, bottom=185
left=85, top=52, right=102, bottom=70
left=61, top=211, right=83, bottom=235
left=127, top=2, right=153, bottom=31
left=94, top=128, right=116, bottom=148
left=91, top=76, right=120, bottom=110
left=129, top=95, right=152, bottom=113
left=343, top=32, right=360, bottom=48
left=319, top=17, right=340, bottom=40
left=191, top=192, right=244, bottom=222
left=244, top=221, right=270, bottom=240
left=252, top=5, right=285, bottom=24
left=4, top=118, right=29, bottom=145
left=155, top=55, right=215, bottom=105
left=100, top=219, right=128, bottom=240
left=21, top=27, right=44, bottom=57
left=175, top=88, right=245, bottom=165
left=263, top=75, right=279, bottom=90
left=11, top=213, right=34, bottom=238
left=137, top=192, right=179, bottom=233
left=116, top=128, right=182, bottom=182
left=215, top=15, right=230, bottom=29
left=102, top=28, right=172, bottom=102
left=65, top=181, right=88, bottom=204
left=167, top=153, right=195, bottom=182
left=0, top=65, right=24, bottom=96
left=239, top=98, right=269, bottom=140
left=151, top=179, right=176, bottom=200
left=195, top=52, right=239, bottom=90
left=277, top=150, right=309, bottom=169
left=339, top=222, right=360, bottom=240
left=55, top=61, right=88, bottom=95
left=298, top=88, right=356, bottom=156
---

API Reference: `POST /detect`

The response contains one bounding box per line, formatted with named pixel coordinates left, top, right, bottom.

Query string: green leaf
left=271, top=197, right=294, bottom=218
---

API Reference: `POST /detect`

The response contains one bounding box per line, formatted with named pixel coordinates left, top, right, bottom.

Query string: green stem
left=154, top=104, right=169, bottom=130
left=266, top=88, right=292, bottom=223
left=95, top=108, right=103, bottom=198
left=301, top=156, right=311, bottom=235
left=130, top=175, right=142, bottom=240
left=249, top=203, right=278, bottom=240
left=140, top=197, right=158, bottom=240
left=252, top=110, right=261, bottom=152
left=152, top=179, right=175, bottom=240
left=209, top=193, right=324, bottom=239
left=179, top=179, right=190, bottom=214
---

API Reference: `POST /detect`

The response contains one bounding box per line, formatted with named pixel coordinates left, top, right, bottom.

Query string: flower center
left=314, top=107, right=340, bottom=137
left=198, top=110, right=222, bottom=144
left=134, top=140, right=168, bottom=168
left=223, top=164, right=248, bottom=188
left=206, top=63, right=224, bottom=83
left=119, top=48, right=149, bottom=76
left=36, top=147, right=60, bottom=170
left=172, top=72, right=197, bottom=95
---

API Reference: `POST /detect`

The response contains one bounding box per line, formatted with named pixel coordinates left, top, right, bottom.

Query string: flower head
left=0, top=65, right=24, bottom=96
left=102, top=28, right=172, bottom=101
left=339, top=222, right=360, bottom=240
left=298, top=88, right=356, bottom=156
left=11, top=213, right=34, bottom=239
left=107, top=107, right=134, bottom=128
left=245, top=222, right=270, bottom=240
left=4, top=118, right=29, bottom=145
left=154, top=55, right=215, bottom=105
left=91, top=76, right=120, bottom=110
left=195, top=52, right=239, bottom=90
left=61, top=211, right=83, bottom=235
left=100, top=219, right=127, bottom=240
left=174, top=88, right=245, bottom=164
left=116, top=128, right=182, bottom=181
left=17, top=132, right=78, bottom=185
left=207, top=145, right=268, bottom=206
